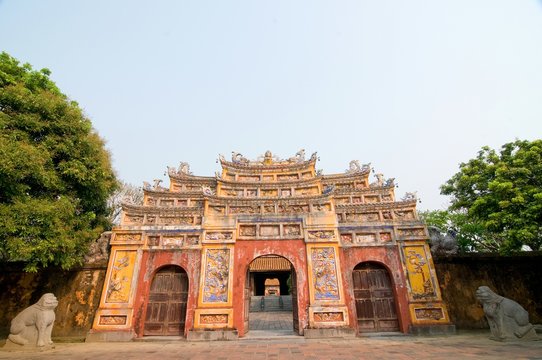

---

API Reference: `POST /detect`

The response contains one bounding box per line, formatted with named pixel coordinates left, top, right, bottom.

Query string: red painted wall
left=132, top=249, right=201, bottom=337
left=232, top=239, right=309, bottom=337
left=339, top=246, right=411, bottom=333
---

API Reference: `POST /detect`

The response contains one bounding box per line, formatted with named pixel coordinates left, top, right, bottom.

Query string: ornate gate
left=144, top=266, right=188, bottom=336
left=353, top=262, right=399, bottom=332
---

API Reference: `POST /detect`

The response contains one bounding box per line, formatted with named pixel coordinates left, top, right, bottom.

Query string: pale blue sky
left=1, top=1, right=541, bottom=210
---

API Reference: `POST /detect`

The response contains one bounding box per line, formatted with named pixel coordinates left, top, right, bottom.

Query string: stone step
left=249, top=296, right=293, bottom=312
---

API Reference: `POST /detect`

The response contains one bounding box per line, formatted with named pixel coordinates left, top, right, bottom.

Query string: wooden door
left=353, top=263, right=399, bottom=332
left=290, top=268, right=299, bottom=334
left=144, top=266, right=188, bottom=336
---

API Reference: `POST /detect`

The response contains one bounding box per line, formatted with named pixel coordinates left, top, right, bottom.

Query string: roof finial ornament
left=168, top=161, right=192, bottom=176
left=402, top=191, right=418, bottom=201
left=346, top=160, right=361, bottom=173
left=371, top=173, right=385, bottom=187
left=288, top=149, right=305, bottom=163
left=231, top=151, right=249, bottom=164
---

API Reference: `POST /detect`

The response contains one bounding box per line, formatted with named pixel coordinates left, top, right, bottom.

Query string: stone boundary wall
left=0, top=263, right=107, bottom=339
left=434, top=252, right=542, bottom=329
left=1, top=252, right=540, bottom=339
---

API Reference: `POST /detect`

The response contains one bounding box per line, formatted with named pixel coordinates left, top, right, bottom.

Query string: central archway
left=244, top=255, right=299, bottom=336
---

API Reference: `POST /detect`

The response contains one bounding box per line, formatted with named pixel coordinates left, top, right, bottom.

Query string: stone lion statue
left=475, top=286, right=538, bottom=341
left=7, top=293, right=58, bottom=348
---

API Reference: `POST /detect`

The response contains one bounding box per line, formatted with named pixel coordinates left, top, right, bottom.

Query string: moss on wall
left=434, top=252, right=542, bottom=329
left=0, top=263, right=106, bottom=339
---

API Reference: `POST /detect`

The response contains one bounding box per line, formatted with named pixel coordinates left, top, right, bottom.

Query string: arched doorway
left=144, top=265, right=188, bottom=336
left=353, top=262, right=399, bottom=333
left=244, top=255, right=299, bottom=335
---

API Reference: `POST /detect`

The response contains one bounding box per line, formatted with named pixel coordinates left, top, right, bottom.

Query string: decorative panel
left=402, top=245, right=438, bottom=301
left=310, top=247, right=340, bottom=301
left=202, top=248, right=231, bottom=303
left=105, top=250, right=137, bottom=303
left=239, top=225, right=257, bottom=237
left=355, top=233, right=376, bottom=244
left=99, top=315, right=127, bottom=325
left=308, top=230, right=335, bottom=241
left=380, top=232, right=392, bottom=242
left=283, top=224, right=301, bottom=237
left=113, top=233, right=142, bottom=244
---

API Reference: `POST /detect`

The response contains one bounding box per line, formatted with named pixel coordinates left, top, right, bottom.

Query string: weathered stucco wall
left=0, top=263, right=106, bottom=339
left=434, top=253, right=542, bottom=329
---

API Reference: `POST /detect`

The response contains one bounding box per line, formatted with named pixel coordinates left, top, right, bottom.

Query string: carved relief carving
left=205, top=232, right=233, bottom=241
left=238, top=175, right=260, bottom=182
left=125, top=215, right=143, bottom=224
left=230, top=206, right=258, bottom=214
left=278, top=204, right=309, bottom=214
left=340, top=233, right=353, bottom=244
left=262, top=189, right=277, bottom=197
left=147, top=236, right=160, bottom=246
left=162, top=237, right=184, bottom=247
left=263, top=205, right=275, bottom=213
left=200, top=314, right=228, bottom=324
left=398, top=228, right=425, bottom=237
left=380, top=232, right=392, bottom=242
left=203, top=249, right=230, bottom=303
left=239, top=225, right=257, bottom=237
left=106, top=251, right=136, bottom=303
left=284, top=225, right=301, bottom=236
left=414, top=308, right=444, bottom=321
left=355, top=233, right=376, bottom=244
left=186, top=235, right=200, bottom=245
left=99, top=315, right=127, bottom=325
left=362, top=213, right=380, bottom=222
left=314, top=312, right=344, bottom=322
left=114, top=233, right=142, bottom=243
left=160, top=217, right=194, bottom=225
left=311, top=247, right=340, bottom=300
left=277, top=174, right=298, bottom=181
left=404, top=246, right=437, bottom=300
left=313, top=203, right=331, bottom=212
left=308, top=231, right=335, bottom=240
left=394, top=210, right=415, bottom=220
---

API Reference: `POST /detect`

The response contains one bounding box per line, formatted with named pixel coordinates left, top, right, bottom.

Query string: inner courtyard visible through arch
left=246, top=255, right=296, bottom=336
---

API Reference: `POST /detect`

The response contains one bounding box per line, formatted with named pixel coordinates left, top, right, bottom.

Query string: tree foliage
left=419, top=209, right=501, bottom=253
left=440, top=139, right=542, bottom=253
left=0, top=52, right=118, bottom=271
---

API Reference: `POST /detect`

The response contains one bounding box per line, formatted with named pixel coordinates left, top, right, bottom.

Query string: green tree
left=440, top=139, right=542, bottom=253
left=0, top=52, right=118, bottom=271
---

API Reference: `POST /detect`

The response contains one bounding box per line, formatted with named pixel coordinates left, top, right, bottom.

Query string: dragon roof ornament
left=345, top=160, right=371, bottom=174
left=401, top=191, right=418, bottom=201
left=143, top=179, right=168, bottom=192
left=167, top=161, right=192, bottom=177
left=370, top=173, right=395, bottom=188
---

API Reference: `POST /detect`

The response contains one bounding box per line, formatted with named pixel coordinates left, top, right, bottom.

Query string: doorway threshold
left=134, top=336, right=186, bottom=342
left=242, top=330, right=300, bottom=340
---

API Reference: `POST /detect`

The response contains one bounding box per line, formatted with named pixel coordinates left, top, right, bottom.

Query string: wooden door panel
left=353, top=264, right=399, bottom=333
left=144, top=267, right=188, bottom=336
